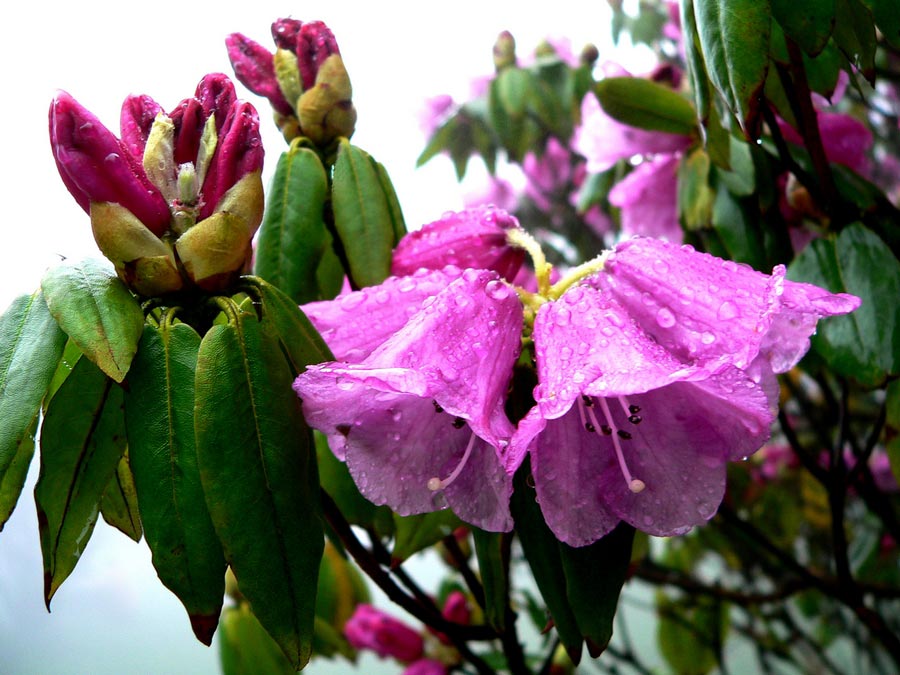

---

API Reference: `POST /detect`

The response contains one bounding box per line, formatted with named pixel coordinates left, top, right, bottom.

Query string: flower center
left=579, top=395, right=646, bottom=494
left=427, top=428, right=478, bottom=492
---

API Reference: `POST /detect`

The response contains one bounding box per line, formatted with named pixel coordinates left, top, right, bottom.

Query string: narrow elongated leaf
left=594, top=77, right=697, bottom=136
left=35, top=356, right=126, bottom=606
left=195, top=310, right=323, bottom=669
left=560, top=524, right=635, bottom=656
left=832, top=0, right=876, bottom=81
left=254, top=143, right=332, bottom=304
left=125, top=321, right=226, bottom=645
left=374, top=161, right=407, bottom=244
left=332, top=140, right=395, bottom=288
left=472, top=528, right=508, bottom=631
left=99, top=450, right=142, bottom=542
left=510, top=466, right=583, bottom=663
left=788, top=223, right=900, bottom=385
left=680, top=0, right=713, bottom=124
left=694, top=0, right=772, bottom=137
left=248, top=277, right=333, bottom=374
left=0, top=415, right=37, bottom=530
left=41, top=258, right=144, bottom=382
left=865, top=0, right=900, bottom=47
left=772, top=0, right=835, bottom=56
left=0, top=292, right=67, bottom=480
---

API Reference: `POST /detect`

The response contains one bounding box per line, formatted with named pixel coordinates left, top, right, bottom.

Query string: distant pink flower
left=778, top=112, right=873, bottom=176
left=403, top=659, right=449, bottom=675
left=523, top=137, right=575, bottom=212
left=608, top=155, right=681, bottom=241
left=344, top=605, right=424, bottom=663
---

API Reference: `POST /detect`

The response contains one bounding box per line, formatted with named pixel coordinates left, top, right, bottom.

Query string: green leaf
left=594, top=77, right=698, bottom=136
left=694, top=0, right=772, bottom=137
left=248, top=277, right=333, bottom=374
left=832, top=0, right=876, bottom=81
left=680, top=0, right=713, bottom=124
left=885, top=380, right=900, bottom=488
left=560, top=524, right=635, bottom=657
left=374, top=160, right=408, bottom=245
left=125, top=320, right=226, bottom=645
left=772, top=0, right=835, bottom=56
left=332, top=140, right=395, bottom=288
left=864, top=0, right=900, bottom=47
left=391, top=509, right=462, bottom=565
left=788, top=223, right=900, bottom=385
left=195, top=309, right=323, bottom=669
left=510, top=466, right=583, bottom=664
left=472, top=528, right=508, bottom=631
left=714, top=135, right=756, bottom=196
left=41, top=258, right=144, bottom=382
left=35, top=356, right=126, bottom=606
left=219, top=604, right=296, bottom=675
left=254, top=142, right=333, bottom=305
left=0, top=292, right=66, bottom=485
left=0, top=414, right=37, bottom=531
left=678, top=148, right=715, bottom=230
left=495, top=67, right=532, bottom=118
left=99, top=450, right=142, bottom=543
left=657, top=594, right=729, bottom=675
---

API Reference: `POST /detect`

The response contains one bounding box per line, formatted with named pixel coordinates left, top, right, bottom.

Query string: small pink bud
left=296, top=21, right=341, bottom=90
left=225, top=32, right=294, bottom=117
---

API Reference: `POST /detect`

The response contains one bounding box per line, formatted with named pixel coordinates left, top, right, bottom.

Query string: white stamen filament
left=428, top=431, right=479, bottom=492
left=594, top=397, right=646, bottom=494
left=617, top=395, right=633, bottom=418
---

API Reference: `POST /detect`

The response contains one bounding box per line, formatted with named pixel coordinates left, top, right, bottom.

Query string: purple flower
left=50, top=74, right=264, bottom=295
left=507, top=237, right=860, bottom=545
left=778, top=111, right=873, bottom=177
left=523, top=137, right=575, bottom=213
left=507, top=284, right=776, bottom=545
left=403, top=659, right=449, bottom=675
left=607, top=154, right=682, bottom=241
left=294, top=268, right=522, bottom=532
left=595, top=238, right=861, bottom=374
left=344, top=604, right=424, bottom=663
left=573, top=89, right=690, bottom=174
left=391, top=207, right=526, bottom=282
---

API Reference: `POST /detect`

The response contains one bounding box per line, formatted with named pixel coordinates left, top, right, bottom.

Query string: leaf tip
left=189, top=613, right=220, bottom=646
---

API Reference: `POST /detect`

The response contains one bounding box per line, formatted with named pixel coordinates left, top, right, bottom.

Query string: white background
left=0, top=2, right=630, bottom=673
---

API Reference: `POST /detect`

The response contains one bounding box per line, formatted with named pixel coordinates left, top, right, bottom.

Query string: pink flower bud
left=225, top=32, right=294, bottom=117
left=441, top=591, right=471, bottom=626
left=50, top=90, right=171, bottom=236
left=344, top=605, right=424, bottom=663
left=402, top=659, right=449, bottom=675
left=391, top=206, right=526, bottom=281
left=295, top=21, right=341, bottom=90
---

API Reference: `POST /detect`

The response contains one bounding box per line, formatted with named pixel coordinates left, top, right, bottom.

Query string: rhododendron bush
left=1, top=2, right=899, bottom=673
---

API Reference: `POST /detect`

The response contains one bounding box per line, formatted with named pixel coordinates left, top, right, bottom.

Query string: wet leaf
left=594, top=77, right=697, bottom=136
left=99, top=450, right=142, bottom=543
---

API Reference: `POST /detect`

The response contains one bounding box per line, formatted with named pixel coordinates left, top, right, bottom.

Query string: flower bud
left=295, top=21, right=341, bottom=91
left=297, top=54, right=357, bottom=145
left=493, top=31, right=516, bottom=70
left=225, top=32, right=294, bottom=116
left=49, top=74, right=265, bottom=297
left=344, top=605, right=424, bottom=663
left=391, top=206, right=526, bottom=281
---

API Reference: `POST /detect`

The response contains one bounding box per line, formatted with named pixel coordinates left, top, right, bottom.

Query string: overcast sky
left=0, top=2, right=626, bottom=672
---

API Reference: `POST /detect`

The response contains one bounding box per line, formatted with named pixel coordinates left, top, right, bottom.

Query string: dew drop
left=339, top=293, right=364, bottom=310
left=485, top=279, right=510, bottom=300
left=653, top=259, right=670, bottom=274
left=655, top=306, right=676, bottom=328
left=700, top=331, right=716, bottom=345
left=717, top=300, right=740, bottom=320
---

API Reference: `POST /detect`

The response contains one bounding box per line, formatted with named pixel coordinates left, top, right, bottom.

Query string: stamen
left=432, top=400, right=444, bottom=414
left=596, top=397, right=645, bottom=494
left=617, top=395, right=643, bottom=424
left=452, top=417, right=466, bottom=429
left=428, top=432, right=479, bottom=492
left=578, top=397, right=595, bottom=432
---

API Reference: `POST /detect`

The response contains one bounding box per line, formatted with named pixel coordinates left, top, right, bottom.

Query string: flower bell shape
left=507, top=284, right=777, bottom=546
left=294, top=268, right=522, bottom=532
left=226, top=18, right=356, bottom=144
left=50, top=74, right=264, bottom=295
left=391, top=207, right=526, bottom=282
left=594, top=237, right=861, bottom=375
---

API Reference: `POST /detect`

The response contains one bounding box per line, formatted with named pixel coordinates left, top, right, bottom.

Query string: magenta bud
left=296, top=21, right=341, bottom=90
left=271, top=17, right=303, bottom=50
left=344, top=605, right=424, bottom=663
left=50, top=90, right=171, bottom=236
left=200, top=101, right=264, bottom=219
left=441, top=591, right=471, bottom=626
left=225, top=32, right=294, bottom=116
left=391, top=206, right=526, bottom=282
left=120, top=94, right=163, bottom=161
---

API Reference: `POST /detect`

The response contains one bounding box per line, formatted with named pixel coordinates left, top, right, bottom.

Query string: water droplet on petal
left=653, top=259, right=669, bottom=274
left=655, top=306, right=676, bottom=328
left=339, top=293, right=364, bottom=310
left=700, top=331, right=716, bottom=345
left=717, top=300, right=740, bottom=320
left=485, top=279, right=510, bottom=300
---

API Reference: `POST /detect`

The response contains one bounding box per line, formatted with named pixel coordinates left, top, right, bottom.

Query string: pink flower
left=608, top=155, right=682, bottom=241
left=391, top=206, right=526, bottom=282
left=506, top=237, right=860, bottom=545
left=294, top=268, right=522, bottom=531
left=344, top=605, right=424, bottom=663
left=403, top=659, right=449, bottom=675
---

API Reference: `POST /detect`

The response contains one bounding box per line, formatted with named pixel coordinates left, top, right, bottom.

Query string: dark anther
left=582, top=395, right=594, bottom=407
left=336, top=424, right=351, bottom=437
left=585, top=422, right=596, bottom=433
left=628, top=414, right=643, bottom=424
left=628, top=404, right=641, bottom=414
left=452, top=417, right=466, bottom=429
left=617, top=429, right=632, bottom=440
left=601, top=425, right=613, bottom=435
left=432, top=400, right=444, bottom=414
